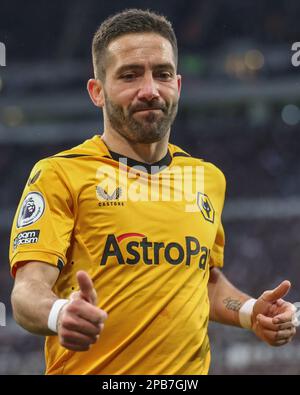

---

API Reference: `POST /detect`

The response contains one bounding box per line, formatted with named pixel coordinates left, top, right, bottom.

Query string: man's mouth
left=133, top=108, right=164, bottom=114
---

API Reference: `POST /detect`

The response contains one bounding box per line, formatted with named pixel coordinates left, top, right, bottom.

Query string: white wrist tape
left=239, top=298, right=256, bottom=329
left=48, top=299, right=69, bottom=333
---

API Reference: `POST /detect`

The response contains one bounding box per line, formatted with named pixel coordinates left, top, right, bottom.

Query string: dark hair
left=92, top=9, right=178, bottom=80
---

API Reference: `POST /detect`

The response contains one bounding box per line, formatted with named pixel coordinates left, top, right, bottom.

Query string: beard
left=103, top=90, right=178, bottom=144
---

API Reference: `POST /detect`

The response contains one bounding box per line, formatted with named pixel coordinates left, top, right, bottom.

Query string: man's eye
left=121, top=74, right=136, bottom=81
left=158, top=72, right=172, bottom=80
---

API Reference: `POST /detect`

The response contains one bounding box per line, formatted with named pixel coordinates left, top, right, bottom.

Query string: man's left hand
left=251, top=280, right=297, bottom=346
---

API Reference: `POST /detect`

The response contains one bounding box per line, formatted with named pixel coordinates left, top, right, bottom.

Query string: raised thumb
left=262, top=280, right=291, bottom=303
left=76, top=271, right=97, bottom=305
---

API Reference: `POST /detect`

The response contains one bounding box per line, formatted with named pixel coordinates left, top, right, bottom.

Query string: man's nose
left=137, top=75, right=160, bottom=101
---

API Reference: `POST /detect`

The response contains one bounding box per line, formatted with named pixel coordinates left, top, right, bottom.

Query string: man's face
left=101, top=33, right=181, bottom=144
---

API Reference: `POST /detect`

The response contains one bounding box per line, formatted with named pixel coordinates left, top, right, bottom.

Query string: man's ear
left=87, top=79, right=104, bottom=108
left=177, top=74, right=182, bottom=97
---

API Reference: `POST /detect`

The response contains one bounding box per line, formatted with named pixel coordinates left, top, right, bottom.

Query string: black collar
left=107, top=149, right=172, bottom=174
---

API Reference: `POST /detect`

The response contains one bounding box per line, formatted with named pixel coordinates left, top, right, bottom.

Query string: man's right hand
left=57, top=271, right=108, bottom=351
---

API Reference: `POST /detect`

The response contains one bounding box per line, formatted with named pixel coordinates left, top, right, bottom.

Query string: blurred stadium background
left=1, top=0, right=300, bottom=375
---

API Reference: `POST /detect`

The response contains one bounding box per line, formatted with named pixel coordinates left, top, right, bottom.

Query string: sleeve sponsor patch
left=13, top=230, right=40, bottom=251
left=17, top=192, right=45, bottom=228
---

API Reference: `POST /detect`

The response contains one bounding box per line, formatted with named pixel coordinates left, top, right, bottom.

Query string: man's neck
left=101, top=129, right=170, bottom=165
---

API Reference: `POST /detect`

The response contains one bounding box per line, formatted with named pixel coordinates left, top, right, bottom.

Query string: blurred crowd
left=1, top=0, right=299, bottom=61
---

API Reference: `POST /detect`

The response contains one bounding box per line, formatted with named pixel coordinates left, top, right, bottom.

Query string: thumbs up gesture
left=251, top=280, right=297, bottom=346
left=57, top=271, right=108, bottom=352
left=74, top=271, right=98, bottom=305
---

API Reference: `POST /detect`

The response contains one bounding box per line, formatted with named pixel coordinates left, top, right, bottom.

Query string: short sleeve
left=209, top=221, right=225, bottom=268
left=9, top=159, right=74, bottom=277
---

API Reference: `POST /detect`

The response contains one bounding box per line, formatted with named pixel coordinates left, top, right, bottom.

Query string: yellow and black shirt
left=9, top=135, right=226, bottom=375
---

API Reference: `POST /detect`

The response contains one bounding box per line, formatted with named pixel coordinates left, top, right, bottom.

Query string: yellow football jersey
left=9, top=135, right=226, bottom=375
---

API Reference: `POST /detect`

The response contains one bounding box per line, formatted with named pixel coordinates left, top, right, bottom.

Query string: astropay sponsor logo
left=100, top=233, right=211, bottom=270
left=96, top=158, right=205, bottom=212
left=0, top=42, right=6, bottom=66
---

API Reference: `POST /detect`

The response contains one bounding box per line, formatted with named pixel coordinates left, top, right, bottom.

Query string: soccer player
left=9, top=9, right=297, bottom=374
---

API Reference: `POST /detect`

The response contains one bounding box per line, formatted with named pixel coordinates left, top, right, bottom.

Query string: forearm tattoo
left=223, top=297, right=243, bottom=312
